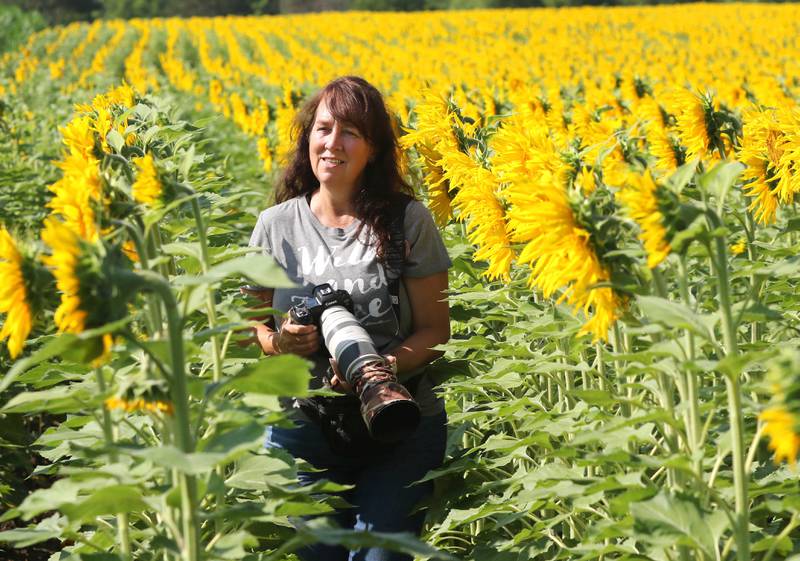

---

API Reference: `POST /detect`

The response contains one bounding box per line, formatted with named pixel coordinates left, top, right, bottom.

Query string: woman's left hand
left=328, top=358, right=355, bottom=394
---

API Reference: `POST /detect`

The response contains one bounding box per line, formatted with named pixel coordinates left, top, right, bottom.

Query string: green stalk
left=190, top=198, right=223, bottom=384
left=649, top=268, right=680, bottom=463
left=743, top=210, right=761, bottom=345
left=611, top=324, right=630, bottom=418
left=708, top=231, right=750, bottom=561
left=678, top=255, right=702, bottom=480
left=95, top=368, right=132, bottom=559
left=141, top=272, right=200, bottom=561
left=595, top=342, right=607, bottom=391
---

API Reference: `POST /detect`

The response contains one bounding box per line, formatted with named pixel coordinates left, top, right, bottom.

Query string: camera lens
left=319, top=305, right=383, bottom=383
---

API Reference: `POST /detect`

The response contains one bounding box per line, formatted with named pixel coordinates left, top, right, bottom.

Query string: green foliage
left=0, top=6, right=46, bottom=54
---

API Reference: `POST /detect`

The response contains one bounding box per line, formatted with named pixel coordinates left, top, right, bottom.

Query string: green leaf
left=127, top=446, right=224, bottom=475
left=172, top=255, right=294, bottom=289
left=697, top=160, right=745, bottom=214
left=667, top=159, right=699, bottom=193
left=279, top=518, right=458, bottom=561
left=61, top=485, right=148, bottom=522
left=2, top=384, right=97, bottom=414
left=636, top=295, right=713, bottom=341
left=0, top=514, right=66, bottom=548
left=0, top=334, right=79, bottom=393
left=756, top=255, right=800, bottom=278
left=199, top=422, right=265, bottom=459
left=225, top=453, right=295, bottom=491
left=631, top=491, right=721, bottom=559
left=225, top=355, right=311, bottom=397
left=106, top=129, right=124, bottom=153
left=179, top=143, right=195, bottom=180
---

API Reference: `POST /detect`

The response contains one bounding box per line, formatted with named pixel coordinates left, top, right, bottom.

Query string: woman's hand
left=328, top=355, right=396, bottom=395
left=276, top=317, right=320, bottom=356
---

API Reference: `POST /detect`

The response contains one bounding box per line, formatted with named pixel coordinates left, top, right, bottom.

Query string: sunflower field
left=1, top=4, right=800, bottom=561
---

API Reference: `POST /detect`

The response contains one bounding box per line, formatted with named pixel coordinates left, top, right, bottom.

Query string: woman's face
left=308, top=97, right=373, bottom=192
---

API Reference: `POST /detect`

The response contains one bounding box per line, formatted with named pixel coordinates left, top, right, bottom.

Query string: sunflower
left=414, top=143, right=452, bottom=226
left=48, top=152, right=101, bottom=242
left=131, top=153, right=163, bottom=207
left=401, top=93, right=458, bottom=226
left=506, top=171, right=622, bottom=341
left=0, top=228, right=33, bottom=358
left=730, top=239, right=746, bottom=256
left=400, top=91, right=459, bottom=226
left=257, top=137, right=273, bottom=173
left=646, top=125, right=685, bottom=173
left=738, top=107, right=800, bottom=224
left=106, top=396, right=174, bottom=415
left=444, top=149, right=514, bottom=280
left=60, top=116, right=97, bottom=160
left=760, top=406, right=800, bottom=466
left=618, top=172, right=672, bottom=269
left=40, top=218, right=89, bottom=335
left=671, top=89, right=716, bottom=161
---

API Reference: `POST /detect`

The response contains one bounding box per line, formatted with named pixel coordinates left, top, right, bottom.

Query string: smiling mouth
left=322, top=157, right=344, bottom=165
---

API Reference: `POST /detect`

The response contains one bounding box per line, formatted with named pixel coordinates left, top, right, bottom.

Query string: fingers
left=277, top=320, right=319, bottom=356
left=329, top=359, right=354, bottom=394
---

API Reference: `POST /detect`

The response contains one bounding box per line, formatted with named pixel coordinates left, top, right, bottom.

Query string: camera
left=289, top=283, right=421, bottom=443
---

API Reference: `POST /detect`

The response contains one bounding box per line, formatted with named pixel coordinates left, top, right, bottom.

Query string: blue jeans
left=265, top=409, right=448, bottom=561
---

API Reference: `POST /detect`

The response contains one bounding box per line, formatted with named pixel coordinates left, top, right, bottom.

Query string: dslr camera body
left=289, top=283, right=421, bottom=443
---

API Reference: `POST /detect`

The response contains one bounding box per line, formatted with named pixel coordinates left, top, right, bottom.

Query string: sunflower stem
left=139, top=271, right=200, bottom=561
left=678, top=254, right=702, bottom=484
left=95, top=368, right=132, bottom=559
left=611, top=324, right=629, bottom=418
left=189, top=197, right=227, bottom=538
left=743, top=210, right=761, bottom=345
left=708, top=228, right=749, bottom=561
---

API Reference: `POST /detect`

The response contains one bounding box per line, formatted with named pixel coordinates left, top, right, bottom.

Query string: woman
left=246, top=76, right=451, bottom=561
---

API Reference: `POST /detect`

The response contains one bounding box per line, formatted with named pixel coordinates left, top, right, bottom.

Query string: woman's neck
left=309, top=186, right=357, bottom=229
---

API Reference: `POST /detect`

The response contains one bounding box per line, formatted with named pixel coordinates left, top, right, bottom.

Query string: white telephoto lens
left=320, top=306, right=383, bottom=383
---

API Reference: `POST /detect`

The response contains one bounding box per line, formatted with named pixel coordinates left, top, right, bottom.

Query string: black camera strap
left=384, top=194, right=425, bottom=395
left=384, top=194, right=412, bottom=323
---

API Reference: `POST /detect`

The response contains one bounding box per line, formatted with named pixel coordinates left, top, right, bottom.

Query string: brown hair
left=276, top=76, right=413, bottom=260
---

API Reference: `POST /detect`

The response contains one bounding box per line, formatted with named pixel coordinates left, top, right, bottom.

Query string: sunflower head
left=40, top=218, right=136, bottom=363
left=0, top=227, right=54, bottom=358
left=131, top=153, right=164, bottom=208
left=760, top=406, right=800, bottom=466
left=570, top=181, right=637, bottom=286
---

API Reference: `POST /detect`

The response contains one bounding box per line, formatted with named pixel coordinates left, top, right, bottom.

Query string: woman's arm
left=386, top=271, right=450, bottom=375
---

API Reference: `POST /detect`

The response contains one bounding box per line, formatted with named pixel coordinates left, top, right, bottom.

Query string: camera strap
left=384, top=194, right=425, bottom=396
left=384, top=194, right=412, bottom=323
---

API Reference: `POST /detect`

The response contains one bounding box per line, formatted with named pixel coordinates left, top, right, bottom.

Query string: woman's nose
left=324, top=126, right=343, bottom=150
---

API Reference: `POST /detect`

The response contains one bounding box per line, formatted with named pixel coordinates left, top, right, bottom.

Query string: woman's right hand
left=275, top=317, right=319, bottom=356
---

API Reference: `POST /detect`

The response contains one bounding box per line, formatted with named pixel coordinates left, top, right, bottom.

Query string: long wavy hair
left=276, top=76, right=414, bottom=261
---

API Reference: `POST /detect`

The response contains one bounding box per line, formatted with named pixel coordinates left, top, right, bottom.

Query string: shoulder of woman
left=258, top=197, right=303, bottom=222
left=403, top=198, right=436, bottom=226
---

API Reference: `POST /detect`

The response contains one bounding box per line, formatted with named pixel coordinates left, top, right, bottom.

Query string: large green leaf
left=172, top=254, right=294, bottom=288
left=61, top=485, right=149, bottom=522
left=636, top=295, right=714, bottom=341
left=0, top=514, right=67, bottom=548
left=224, top=354, right=311, bottom=397
left=1, top=383, right=98, bottom=414
left=126, top=446, right=224, bottom=475
left=697, top=160, right=745, bottom=214
left=630, top=491, right=723, bottom=559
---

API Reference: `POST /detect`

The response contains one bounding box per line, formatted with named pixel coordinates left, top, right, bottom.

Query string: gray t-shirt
left=248, top=195, right=451, bottom=416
